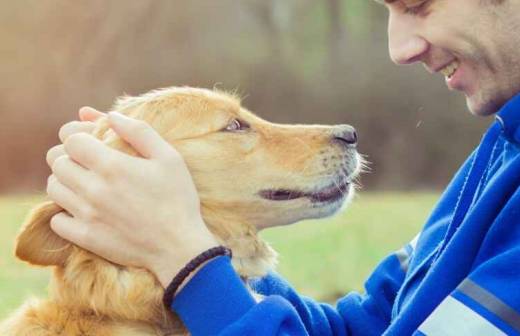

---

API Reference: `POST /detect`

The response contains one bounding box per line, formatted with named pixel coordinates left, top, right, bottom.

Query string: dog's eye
left=224, top=119, right=250, bottom=132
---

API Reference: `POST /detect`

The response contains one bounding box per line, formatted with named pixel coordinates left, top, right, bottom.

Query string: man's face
left=382, top=0, right=520, bottom=115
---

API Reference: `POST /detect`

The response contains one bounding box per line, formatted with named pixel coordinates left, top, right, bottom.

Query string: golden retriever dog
left=0, top=87, right=361, bottom=335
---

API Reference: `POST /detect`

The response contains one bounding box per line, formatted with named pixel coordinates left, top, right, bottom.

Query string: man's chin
left=466, top=93, right=504, bottom=116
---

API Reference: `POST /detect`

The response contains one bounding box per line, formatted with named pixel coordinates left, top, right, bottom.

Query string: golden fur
left=0, top=87, right=360, bottom=335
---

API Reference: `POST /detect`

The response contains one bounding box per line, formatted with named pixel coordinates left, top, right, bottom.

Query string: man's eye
left=403, top=0, right=428, bottom=15
left=223, top=119, right=250, bottom=132
left=404, top=6, right=421, bottom=14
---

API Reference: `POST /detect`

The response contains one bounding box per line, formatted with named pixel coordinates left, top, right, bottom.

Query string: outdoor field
left=0, top=192, right=438, bottom=319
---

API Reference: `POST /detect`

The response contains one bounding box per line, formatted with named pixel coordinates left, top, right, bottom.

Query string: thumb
left=79, top=106, right=106, bottom=122
left=107, top=111, right=172, bottom=159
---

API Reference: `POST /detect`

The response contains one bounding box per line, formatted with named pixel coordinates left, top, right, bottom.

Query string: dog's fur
left=0, top=87, right=360, bottom=335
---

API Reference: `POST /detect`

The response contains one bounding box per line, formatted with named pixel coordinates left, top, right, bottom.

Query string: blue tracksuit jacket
left=171, top=93, right=520, bottom=335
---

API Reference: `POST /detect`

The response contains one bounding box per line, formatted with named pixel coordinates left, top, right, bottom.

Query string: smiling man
left=383, top=0, right=517, bottom=117
left=45, top=0, right=520, bottom=335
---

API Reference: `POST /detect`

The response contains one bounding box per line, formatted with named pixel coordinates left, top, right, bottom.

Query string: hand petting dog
left=3, top=87, right=359, bottom=335
left=46, top=107, right=218, bottom=288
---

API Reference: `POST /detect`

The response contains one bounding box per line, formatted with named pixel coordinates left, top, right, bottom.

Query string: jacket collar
left=496, top=92, right=520, bottom=142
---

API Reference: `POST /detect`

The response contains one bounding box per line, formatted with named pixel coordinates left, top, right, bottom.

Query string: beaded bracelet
left=162, top=246, right=232, bottom=308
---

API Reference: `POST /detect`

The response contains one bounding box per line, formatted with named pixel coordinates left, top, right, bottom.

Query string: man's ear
left=15, top=201, right=72, bottom=266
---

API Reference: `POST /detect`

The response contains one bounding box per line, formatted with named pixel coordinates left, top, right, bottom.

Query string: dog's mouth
left=259, top=179, right=350, bottom=204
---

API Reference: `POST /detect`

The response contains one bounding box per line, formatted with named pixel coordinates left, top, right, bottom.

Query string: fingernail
left=79, top=106, right=91, bottom=113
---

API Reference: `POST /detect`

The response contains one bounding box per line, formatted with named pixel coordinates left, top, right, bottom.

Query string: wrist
left=152, top=231, right=219, bottom=288
left=162, top=247, right=232, bottom=309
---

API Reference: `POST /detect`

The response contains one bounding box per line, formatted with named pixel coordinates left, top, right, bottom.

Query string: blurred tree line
left=0, top=0, right=490, bottom=193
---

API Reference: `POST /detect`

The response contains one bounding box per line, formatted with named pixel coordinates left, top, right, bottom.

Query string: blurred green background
left=0, top=0, right=492, bottom=321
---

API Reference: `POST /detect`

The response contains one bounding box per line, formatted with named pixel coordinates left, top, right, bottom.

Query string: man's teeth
left=440, top=60, right=459, bottom=79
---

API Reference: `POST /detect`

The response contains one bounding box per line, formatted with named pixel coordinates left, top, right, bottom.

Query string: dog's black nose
left=332, top=125, right=357, bottom=147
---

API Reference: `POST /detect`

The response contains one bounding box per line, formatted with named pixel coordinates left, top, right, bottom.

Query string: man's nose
left=388, top=14, right=429, bottom=65
left=331, top=125, right=357, bottom=148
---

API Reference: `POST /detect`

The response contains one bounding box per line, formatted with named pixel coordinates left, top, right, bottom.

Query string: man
left=45, top=0, right=520, bottom=334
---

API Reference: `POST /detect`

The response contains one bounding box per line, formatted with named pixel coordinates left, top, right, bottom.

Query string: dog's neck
left=202, top=212, right=278, bottom=279
left=49, top=248, right=182, bottom=333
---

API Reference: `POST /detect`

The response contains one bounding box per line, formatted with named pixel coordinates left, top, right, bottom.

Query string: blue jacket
left=171, top=94, right=520, bottom=335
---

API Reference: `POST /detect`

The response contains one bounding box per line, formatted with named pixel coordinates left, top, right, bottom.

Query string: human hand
left=46, top=107, right=218, bottom=287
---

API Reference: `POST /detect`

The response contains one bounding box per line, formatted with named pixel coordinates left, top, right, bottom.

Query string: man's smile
left=427, top=58, right=464, bottom=92
left=439, top=59, right=459, bottom=80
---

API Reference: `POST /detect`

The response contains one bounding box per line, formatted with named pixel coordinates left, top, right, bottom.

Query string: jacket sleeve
left=171, top=241, right=412, bottom=336
left=414, top=255, right=520, bottom=335
left=414, top=217, right=520, bottom=335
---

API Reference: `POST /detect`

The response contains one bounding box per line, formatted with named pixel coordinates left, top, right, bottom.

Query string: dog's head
left=111, top=88, right=360, bottom=225
left=14, top=87, right=361, bottom=327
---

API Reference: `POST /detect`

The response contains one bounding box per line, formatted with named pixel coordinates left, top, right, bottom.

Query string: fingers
left=46, top=174, right=87, bottom=218
left=63, top=133, right=126, bottom=173
left=58, top=120, right=96, bottom=143
left=107, top=112, right=173, bottom=159
left=50, top=212, right=89, bottom=247
left=51, top=154, right=100, bottom=196
left=49, top=119, right=97, bottom=169
left=79, top=106, right=106, bottom=122
left=46, top=144, right=65, bottom=168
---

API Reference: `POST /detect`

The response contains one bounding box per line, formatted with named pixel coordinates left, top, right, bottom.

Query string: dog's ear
left=15, top=201, right=72, bottom=266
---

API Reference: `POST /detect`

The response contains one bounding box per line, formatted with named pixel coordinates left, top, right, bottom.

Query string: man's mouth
left=259, top=180, right=350, bottom=204
left=439, top=59, right=460, bottom=80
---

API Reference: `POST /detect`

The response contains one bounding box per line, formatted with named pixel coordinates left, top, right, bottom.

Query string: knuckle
left=46, top=175, right=55, bottom=195
left=85, top=183, right=100, bottom=199
left=84, top=182, right=104, bottom=199
left=46, top=145, right=64, bottom=166
left=46, top=177, right=62, bottom=202
left=63, top=133, right=89, bottom=148
left=97, top=157, right=117, bottom=178
left=81, top=207, right=98, bottom=223
left=51, top=155, right=68, bottom=172
left=59, top=121, right=81, bottom=142
left=58, top=122, right=72, bottom=142
left=45, top=148, right=55, bottom=165
left=77, top=200, right=100, bottom=223
left=64, top=132, right=85, bottom=147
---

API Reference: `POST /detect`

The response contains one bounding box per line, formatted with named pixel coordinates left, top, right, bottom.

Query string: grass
left=0, top=192, right=438, bottom=319
left=0, top=195, right=50, bottom=320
